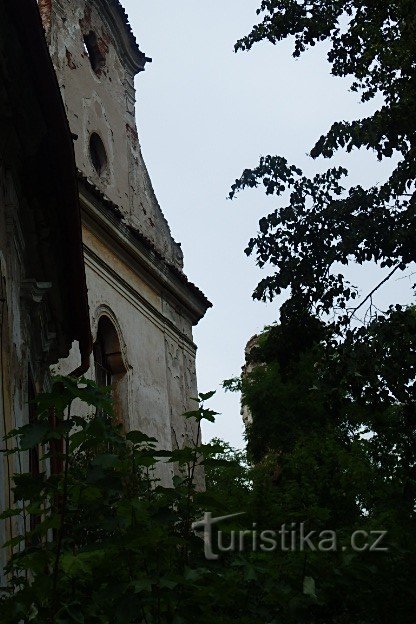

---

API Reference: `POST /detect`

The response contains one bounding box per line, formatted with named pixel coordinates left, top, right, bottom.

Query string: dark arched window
left=94, top=316, right=126, bottom=386
left=93, top=316, right=128, bottom=423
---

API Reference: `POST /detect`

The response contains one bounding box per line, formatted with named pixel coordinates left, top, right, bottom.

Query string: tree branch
left=348, top=264, right=401, bottom=321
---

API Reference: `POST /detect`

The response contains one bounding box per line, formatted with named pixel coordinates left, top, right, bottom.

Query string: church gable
left=41, top=0, right=183, bottom=269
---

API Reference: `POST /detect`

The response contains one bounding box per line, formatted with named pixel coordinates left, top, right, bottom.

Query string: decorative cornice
left=94, top=0, right=151, bottom=75
left=77, top=171, right=212, bottom=322
left=85, top=246, right=198, bottom=355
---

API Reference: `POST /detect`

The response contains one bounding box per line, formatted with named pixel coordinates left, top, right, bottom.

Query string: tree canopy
left=226, top=2, right=416, bottom=621
left=2, top=2, right=416, bottom=622
left=231, top=0, right=416, bottom=326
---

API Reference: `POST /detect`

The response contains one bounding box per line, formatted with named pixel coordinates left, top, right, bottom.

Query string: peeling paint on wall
left=38, top=0, right=52, bottom=33
left=45, top=0, right=210, bottom=488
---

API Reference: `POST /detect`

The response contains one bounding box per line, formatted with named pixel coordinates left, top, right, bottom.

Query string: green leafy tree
left=230, top=0, right=416, bottom=323
left=225, top=314, right=416, bottom=623
left=204, top=438, right=252, bottom=512
left=225, top=3, right=416, bottom=620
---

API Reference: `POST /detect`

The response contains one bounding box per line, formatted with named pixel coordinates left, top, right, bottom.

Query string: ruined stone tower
left=38, top=0, right=211, bottom=485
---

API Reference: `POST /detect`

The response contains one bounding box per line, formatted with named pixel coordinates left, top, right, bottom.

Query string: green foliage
left=6, top=377, right=411, bottom=623
left=227, top=7, right=416, bottom=619
left=2, top=5, right=416, bottom=622
left=226, top=314, right=416, bottom=622
left=0, top=378, right=322, bottom=624
left=0, top=365, right=415, bottom=624
left=231, top=0, right=416, bottom=327
left=236, top=1, right=416, bottom=168
left=204, top=438, right=252, bottom=513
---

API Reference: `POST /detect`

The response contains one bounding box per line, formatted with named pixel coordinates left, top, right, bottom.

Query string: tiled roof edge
left=77, top=171, right=212, bottom=311
left=105, top=0, right=151, bottom=69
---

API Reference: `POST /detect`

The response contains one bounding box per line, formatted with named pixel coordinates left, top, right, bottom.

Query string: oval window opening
left=89, top=133, right=107, bottom=176
left=83, top=31, right=106, bottom=74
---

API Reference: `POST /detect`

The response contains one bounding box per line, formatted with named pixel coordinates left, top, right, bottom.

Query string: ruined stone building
left=0, top=0, right=210, bottom=574
left=241, top=335, right=260, bottom=428
left=38, top=0, right=211, bottom=485
left=0, top=0, right=91, bottom=573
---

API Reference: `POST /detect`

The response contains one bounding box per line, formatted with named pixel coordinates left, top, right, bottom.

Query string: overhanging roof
left=1, top=0, right=92, bottom=372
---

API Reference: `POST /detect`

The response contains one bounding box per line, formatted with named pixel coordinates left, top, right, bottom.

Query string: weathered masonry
left=0, top=0, right=91, bottom=575
left=39, top=0, right=211, bottom=485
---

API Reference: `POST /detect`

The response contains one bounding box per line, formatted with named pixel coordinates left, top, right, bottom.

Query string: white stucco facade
left=40, top=0, right=211, bottom=486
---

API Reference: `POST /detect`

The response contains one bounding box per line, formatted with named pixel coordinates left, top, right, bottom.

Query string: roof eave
left=95, top=0, right=151, bottom=75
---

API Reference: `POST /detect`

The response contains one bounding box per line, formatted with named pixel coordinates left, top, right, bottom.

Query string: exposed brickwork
left=38, top=0, right=52, bottom=33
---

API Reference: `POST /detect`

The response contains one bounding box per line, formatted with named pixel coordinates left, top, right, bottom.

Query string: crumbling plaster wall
left=0, top=168, right=41, bottom=575
left=0, top=167, right=32, bottom=440
left=43, top=0, right=204, bottom=487
left=43, top=0, right=183, bottom=270
left=0, top=157, right=76, bottom=575
left=59, top=224, right=200, bottom=488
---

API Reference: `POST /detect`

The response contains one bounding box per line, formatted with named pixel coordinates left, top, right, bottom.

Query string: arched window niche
left=89, top=133, right=108, bottom=177
left=93, top=315, right=128, bottom=427
left=83, top=31, right=106, bottom=75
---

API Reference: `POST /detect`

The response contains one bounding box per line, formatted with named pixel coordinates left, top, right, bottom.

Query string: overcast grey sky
left=122, top=1, right=413, bottom=448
